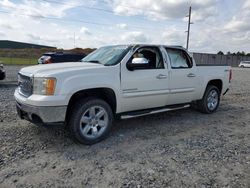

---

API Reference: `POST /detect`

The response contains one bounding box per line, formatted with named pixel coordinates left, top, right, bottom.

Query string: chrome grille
left=18, top=73, right=33, bottom=97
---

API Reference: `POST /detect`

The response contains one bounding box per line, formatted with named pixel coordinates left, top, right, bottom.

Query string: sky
left=0, top=0, right=249, bottom=53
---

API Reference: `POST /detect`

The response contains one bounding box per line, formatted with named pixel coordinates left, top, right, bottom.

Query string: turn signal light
left=46, top=79, right=56, bottom=95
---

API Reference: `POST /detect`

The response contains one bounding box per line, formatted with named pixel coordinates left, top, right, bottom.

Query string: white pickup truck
left=15, top=45, right=232, bottom=144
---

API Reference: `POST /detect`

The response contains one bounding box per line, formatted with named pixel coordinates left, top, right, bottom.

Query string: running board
left=121, top=104, right=190, bottom=119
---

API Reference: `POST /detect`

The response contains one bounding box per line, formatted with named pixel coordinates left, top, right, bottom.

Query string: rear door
left=120, top=46, right=170, bottom=112
left=165, top=48, right=199, bottom=104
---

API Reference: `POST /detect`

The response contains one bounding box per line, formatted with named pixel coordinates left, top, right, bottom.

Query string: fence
left=193, top=53, right=250, bottom=67
left=0, top=48, right=249, bottom=67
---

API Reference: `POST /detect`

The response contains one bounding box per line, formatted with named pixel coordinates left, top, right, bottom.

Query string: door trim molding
left=170, top=88, right=195, bottom=94
left=123, top=89, right=170, bottom=98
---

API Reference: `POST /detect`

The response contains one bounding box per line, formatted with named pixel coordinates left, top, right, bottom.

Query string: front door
left=120, top=46, right=169, bottom=112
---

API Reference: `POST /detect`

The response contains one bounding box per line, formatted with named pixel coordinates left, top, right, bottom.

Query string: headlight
left=33, top=77, right=57, bottom=95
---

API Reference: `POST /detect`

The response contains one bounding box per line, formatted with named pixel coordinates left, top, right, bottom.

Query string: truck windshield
left=81, top=45, right=131, bottom=66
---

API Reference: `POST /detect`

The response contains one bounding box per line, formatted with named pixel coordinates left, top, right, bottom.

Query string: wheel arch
left=65, top=88, right=117, bottom=123
left=206, top=79, right=223, bottom=94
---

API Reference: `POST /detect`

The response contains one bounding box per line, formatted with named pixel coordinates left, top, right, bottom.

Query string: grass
left=0, top=57, right=37, bottom=65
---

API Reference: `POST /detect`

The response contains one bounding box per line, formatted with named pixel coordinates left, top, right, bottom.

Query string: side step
left=120, top=104, right=190, bottom=119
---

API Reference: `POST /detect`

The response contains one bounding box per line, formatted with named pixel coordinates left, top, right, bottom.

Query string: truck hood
left=20, top=62, right=103, bottom=76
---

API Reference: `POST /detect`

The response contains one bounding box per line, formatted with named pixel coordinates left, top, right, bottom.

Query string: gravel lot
left=1, top=65, right=25, bottom=82
left=0, top=66, right=250, bottom=188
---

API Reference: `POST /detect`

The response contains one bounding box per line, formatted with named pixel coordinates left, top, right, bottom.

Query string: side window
left=55, top=55, right=64, bottom=62
left=131, top=47, right=164, bottom=69
left=166, top=49, right=192, bottom=69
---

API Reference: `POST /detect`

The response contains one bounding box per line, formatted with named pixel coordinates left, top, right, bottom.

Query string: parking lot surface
left=0, top=66, right=250, bottom=187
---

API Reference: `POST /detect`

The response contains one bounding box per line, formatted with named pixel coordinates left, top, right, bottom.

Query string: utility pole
left=186, top=6, right=193, bottom=50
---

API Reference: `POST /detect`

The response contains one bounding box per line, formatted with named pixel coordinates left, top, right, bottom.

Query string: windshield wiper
left=82, top=60, right=101, bottom=64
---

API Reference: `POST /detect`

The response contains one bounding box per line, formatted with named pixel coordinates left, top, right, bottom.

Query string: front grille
left=18, top=73, right=33, bottom=97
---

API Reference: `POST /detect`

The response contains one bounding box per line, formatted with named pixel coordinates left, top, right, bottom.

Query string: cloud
left=0, top=23, right=14, bottom=30
left=0, top=0, right=249, bottom=53
left=57, top=28, right=69, bottom=34
left=222, top=1, right=250, bottom=34
left=0, top=0, right=16, bottom=9
left=162, top=28, right=186, bottom=46
left=0, top=0, right=80, bottom=19
left=243, top=0, right=250, bottom=9
left=224, top=19, right=250, bottom=33
left=116, top=23, right=128, bottom=29
left=0, top=31, right=6, bottom=37
left=80, top=27, right=92, bottom=35
left=27, top=33, right=41, bottom=41
left=121, top=31, right=148, bottom=43
left=110, top=0, right=218, bottom=21
left=27, top=33, right=59, bottom=45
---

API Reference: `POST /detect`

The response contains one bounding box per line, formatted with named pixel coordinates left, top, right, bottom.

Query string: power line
left=0, top=10, right=112, bottom=26
left=42, top=0, right=170, bottom=15
left=42, top=0, right=114, bottom=13
left=0, top=10, right=172, bottom=31
left=41, top=0, right=185, bottom=25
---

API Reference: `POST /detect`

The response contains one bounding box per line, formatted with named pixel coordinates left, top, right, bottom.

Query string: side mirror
left=127, top=57, right=149, bottom=71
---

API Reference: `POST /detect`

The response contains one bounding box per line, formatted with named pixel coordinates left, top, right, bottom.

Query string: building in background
left=0, top=40, right=56, bottom=49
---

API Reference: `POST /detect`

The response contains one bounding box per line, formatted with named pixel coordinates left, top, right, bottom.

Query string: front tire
left=69, top=98, right=114, bottom=145
left=197, top=85, right=220, bottom=114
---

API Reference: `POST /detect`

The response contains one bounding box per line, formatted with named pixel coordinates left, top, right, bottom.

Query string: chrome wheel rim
left=79, top=106, right=108, bottom=139
left=207, top=90, right=219, bottom=111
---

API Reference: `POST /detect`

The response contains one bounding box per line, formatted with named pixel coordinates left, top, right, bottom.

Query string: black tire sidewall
left=69, top=98, right=114, bottom=145
left=200, top=85, right=220, bottom=114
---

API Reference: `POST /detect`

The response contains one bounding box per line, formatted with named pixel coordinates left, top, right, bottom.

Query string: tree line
left=217, top=51, right=250, bottom=56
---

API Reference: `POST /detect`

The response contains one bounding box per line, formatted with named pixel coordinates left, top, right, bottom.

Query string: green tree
left=217, top=51, right=224, bottom=55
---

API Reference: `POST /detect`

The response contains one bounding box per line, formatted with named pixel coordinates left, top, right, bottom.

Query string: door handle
left=156, top=74, right=167, bottom=79
left=187, top=73, right=196, bottom=78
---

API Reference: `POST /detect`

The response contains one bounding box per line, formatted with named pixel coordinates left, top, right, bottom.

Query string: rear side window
left=55, top=54, right=65, bottom=62
left=165, top=48, right=192, bottom=69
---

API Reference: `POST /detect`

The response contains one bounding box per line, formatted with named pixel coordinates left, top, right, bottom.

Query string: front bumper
left=16, top=100, right=67, bottom=125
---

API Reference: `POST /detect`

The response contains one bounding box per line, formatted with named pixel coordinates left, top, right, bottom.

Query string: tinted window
left=131, top=47, right=164, bottom=69
left=166, top=48, right=192, bottom=68
left=53, top=54, right=64, bottom=62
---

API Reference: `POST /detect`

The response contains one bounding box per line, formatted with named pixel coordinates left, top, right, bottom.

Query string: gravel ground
left=0, top=66, right=250, bottom=188
left=1, top=65, right=25, bottom=82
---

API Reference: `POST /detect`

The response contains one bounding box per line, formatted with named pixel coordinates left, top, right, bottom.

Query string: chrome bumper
left=16, top=100, right=67, bottom=125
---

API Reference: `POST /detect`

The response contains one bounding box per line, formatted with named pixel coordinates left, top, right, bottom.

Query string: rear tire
left=197, top=85, right=220, bottom=114
left=69, top=98, right=114, bottom=145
